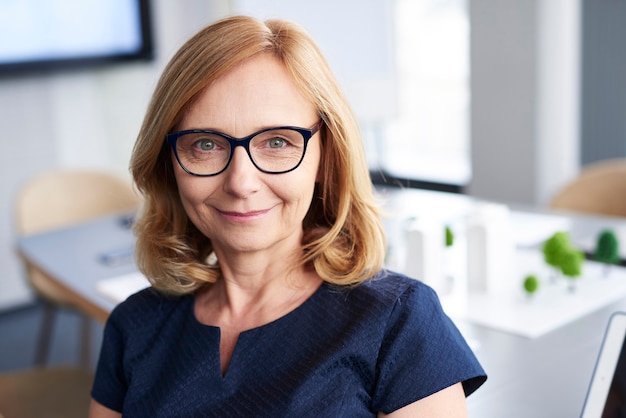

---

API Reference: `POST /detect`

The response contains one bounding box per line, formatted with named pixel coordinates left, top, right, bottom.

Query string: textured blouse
left=91, top=270, right=486, bottom=417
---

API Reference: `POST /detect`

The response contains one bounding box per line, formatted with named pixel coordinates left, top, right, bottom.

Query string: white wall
left=536, top=0, right=581, bottom=205
left=467, top=0, right=581, bottom=206
left=232, top=0, right=396, bottom=123
left=0, top=78, right=58, bottom=309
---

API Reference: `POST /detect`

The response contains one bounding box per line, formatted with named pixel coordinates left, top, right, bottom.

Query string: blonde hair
left=131, top=15, right=386, bottom=295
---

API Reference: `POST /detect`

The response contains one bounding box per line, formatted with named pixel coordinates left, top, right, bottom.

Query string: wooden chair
left=15, top=169, right=141, bottom=367
left=549, top=158, right=626, bottom=218
left=0, top=366, right=93, bottom=418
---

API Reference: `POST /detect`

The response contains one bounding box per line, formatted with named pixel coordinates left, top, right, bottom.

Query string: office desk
left=378, top=188, right=626, bottom=417
left=15, top=188, right=626, bottom=417
left=16, top=212, right=137, bottom=323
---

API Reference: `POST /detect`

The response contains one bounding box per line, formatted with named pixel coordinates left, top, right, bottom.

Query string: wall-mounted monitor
left=0, top=0, right=154, bottom=76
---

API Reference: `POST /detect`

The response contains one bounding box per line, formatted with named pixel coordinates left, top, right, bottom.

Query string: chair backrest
left=549, top=158, right=626, bottom=218
left=15, top=169, right=142, bottom=306
left=0, top=367, right=93, bottom=418
left=16, top=169, right=141, bottom=235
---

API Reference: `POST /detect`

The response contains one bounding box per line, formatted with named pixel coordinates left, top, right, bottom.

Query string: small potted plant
left=594, top=229, right=621, bottom=277
left=560, top=248, right=585, bottom=292
left=523, top=274, right=540, bottom=298
left=542, top=231, right=572, bottom=282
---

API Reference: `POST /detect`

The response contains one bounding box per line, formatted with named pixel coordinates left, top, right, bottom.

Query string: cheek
left=172, top=160, right=210, bottom=209
left=290, top=162, right=321, bottom=210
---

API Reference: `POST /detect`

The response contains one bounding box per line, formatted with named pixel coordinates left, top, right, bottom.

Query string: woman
left=90, top=16, right=486, bottom=417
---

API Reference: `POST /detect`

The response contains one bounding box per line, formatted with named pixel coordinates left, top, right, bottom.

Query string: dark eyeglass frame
left=166, top=120, right=323, bottom=177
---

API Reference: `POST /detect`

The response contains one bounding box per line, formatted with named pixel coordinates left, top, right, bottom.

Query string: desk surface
left=17, top=211, right=137, bottom=323
left=16, top=187, right=626, bottom=418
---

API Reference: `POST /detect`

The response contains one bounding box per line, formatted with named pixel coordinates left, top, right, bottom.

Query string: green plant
left=523, top=274, right=539, bottom=295
left=560, top=248, right=585, bottom=291
left=445, top=225, right=454, bottom=247
left=594, top=229, right=620, bottom=276
left=542, top=231, right=571, bottom=272
left=542, top=231, right=586, bottom=290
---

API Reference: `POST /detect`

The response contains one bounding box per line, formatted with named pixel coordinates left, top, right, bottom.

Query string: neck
left=193, top=251, right=322, bottom=376
left=195, top=258, right=322, bottom=330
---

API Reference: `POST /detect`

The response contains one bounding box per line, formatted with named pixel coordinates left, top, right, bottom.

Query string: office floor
left=0, top=302, right=104, bottom=372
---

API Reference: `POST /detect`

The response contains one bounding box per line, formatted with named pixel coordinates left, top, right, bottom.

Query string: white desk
left=16, top=212, right=138, bottom=323
left=376, top=188, right=626, bottom=417
left=16, top=187, right=626, bottom=417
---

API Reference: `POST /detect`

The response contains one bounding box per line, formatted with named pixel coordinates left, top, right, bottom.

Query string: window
left=370, top=0, right=469, bottom=190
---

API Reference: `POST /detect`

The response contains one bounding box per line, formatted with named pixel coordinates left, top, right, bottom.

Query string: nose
left=221, top=146, right=261, bottom=197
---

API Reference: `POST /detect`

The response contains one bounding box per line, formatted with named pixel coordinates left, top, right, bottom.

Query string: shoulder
left=106, top=287, right=190, bottom=335
left=361, top=272, right=487, bottom=411
left=93, top=288, right=193, bottom=411
left=362, top=271, right=445, bottom=329
left=314, top=271, right=442, bottom=338
left=335, top=270, right=439, bottom=312
left=366, top=270, right=436, bottom=296
left=110, top=286, right=179, bottom=316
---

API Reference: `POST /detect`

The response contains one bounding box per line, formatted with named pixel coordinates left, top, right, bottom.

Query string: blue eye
left=197, top=139, right=216, bottom=151
left=268, top=137, right=286, bottom=148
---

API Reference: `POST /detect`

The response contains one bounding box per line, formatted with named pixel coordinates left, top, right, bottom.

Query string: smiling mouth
left=218, top=208, right=271, bottom=220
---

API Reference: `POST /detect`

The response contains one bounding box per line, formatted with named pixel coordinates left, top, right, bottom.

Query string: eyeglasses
left=166, top=121, right=322, bottom=176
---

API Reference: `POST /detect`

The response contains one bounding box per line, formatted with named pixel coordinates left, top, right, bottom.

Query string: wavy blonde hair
left=131, top=16, right=386, bottom=295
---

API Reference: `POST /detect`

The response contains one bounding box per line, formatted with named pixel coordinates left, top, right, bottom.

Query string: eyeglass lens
left=175, top=128, right=307, bottom=175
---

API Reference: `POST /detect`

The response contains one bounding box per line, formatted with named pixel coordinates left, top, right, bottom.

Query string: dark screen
left=603, top=335, right=626, bottom=417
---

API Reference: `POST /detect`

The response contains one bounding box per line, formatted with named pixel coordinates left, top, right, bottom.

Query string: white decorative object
left=96, top=272, right=150, bottom=303
left=466, top=203, right=515, bottom=295
left=404, top=218, right=445, bottom=291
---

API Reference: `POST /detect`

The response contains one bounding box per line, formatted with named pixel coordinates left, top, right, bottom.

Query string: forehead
left=181, top=53, right=317, bottom=133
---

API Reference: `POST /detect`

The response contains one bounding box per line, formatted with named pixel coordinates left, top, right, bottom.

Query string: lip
left=217, top=207, right=272, bottom=222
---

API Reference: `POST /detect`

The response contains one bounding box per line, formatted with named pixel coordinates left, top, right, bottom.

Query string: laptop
left=581, top=311, right=626, bottom=418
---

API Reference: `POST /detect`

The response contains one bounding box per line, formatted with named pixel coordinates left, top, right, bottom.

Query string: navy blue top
left=92, top=271, right=486, bottom=417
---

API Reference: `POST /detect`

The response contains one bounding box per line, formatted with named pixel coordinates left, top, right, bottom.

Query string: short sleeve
left=371, top=283, right=486, bottom=413
left=90, top=310, right=128, bottom=412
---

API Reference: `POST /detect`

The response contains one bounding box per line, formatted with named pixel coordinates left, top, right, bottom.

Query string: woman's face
left=173, top=53, right=321, bottom=258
